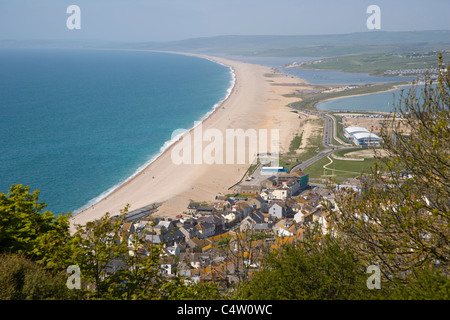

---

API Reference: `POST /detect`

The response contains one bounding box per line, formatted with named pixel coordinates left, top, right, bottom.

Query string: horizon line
left=2, top=29, right=450, bottom=44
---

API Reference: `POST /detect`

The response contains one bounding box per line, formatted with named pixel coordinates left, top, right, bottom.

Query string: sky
left=1, top=0, right=449, bottom=42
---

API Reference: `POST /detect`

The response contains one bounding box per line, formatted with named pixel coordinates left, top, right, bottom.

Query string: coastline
left=72, top=52, right=237, bottom=215
left=69, top=51, right=312, bottom=230
left=315, top=83, right=413, bottom=112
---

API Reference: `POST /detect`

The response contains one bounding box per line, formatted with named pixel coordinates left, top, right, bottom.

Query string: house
left=122, top=222, right=135, bottom=234
left=246, top=196, right=267, bottom=212
left=197, top=213, right=225, bottom=232
left=186, top=237, right=210, bottom=250
left=274, top=219, right=302, bottom=238
left=166, top=242, right=181, bottom=256
left=239, top=211, right=265, bottom=232
left=253, top=222, right=273, bottom=232
left=149, top=219, right=175, bottom=235
left=277, top=171, right=309, bottom=191
left=187, top=202, right=200, bottom=215
left=252, top=209, right=270, bottom=223
left=293, top=211, right=304, bottom=223
left=261, top=185, right=294, bottom=201
left=302, top=205, right=321, bottom=223
left=232, top=202, right=251, bottom=221
left=179, top=252, right=201, bottom=269
left=271, top=187, right=289, bottom=200
left=261, top=176, right=277, bottom=188
left=166, top=229, right=187, bottom=248
left=268, top=202, right=286, bottom=219
left=221, top=210, right=238, bottom=223
left=145, top=234, right=163, bottom=245
left=260, top=189, right=274, bottom=201
left=197, top=206, right=215, bottom=215
left=214, top=201, right=231, bottom=212
left=286, top=199, right=302, bottom=213
left=180, top=224, right=198, bottom=240
left=160, top=256, right=176, bottom=276
left=237, top=185, right=261, bottom=195
left=195, top=222, right=215, bottom=239
left=180, top=216, right=195, bottom=225
left=239, top=215, right=258, bottom=232
left=303, top=209, right=330, bottom=234
left=157, top=220, right=175, bottom=232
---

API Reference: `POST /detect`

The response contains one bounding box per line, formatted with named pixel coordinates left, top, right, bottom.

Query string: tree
left=106, top=219, right=164, bottom=300
left=71, top=209, right=128, bottom=298
left=0, top=184, right=71, bottom=265
left=226, top=229, right=268, bottom=282
left=70, top=206, right=168, bottom=299
left=235, top=225, right=384, bottom=300
left=328, top=55, right=449, bottom=295
left=0, top=253, right=77, bottom=300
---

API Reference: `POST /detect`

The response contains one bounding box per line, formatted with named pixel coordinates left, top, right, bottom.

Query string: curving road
left=290, top=110, right=358, bottom=172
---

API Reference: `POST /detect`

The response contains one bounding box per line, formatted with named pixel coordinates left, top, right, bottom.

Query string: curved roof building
left=344, top=126, right=382, bottom=146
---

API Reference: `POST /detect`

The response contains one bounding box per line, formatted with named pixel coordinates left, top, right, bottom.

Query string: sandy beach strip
left=69, top=52, right=313, bottom=230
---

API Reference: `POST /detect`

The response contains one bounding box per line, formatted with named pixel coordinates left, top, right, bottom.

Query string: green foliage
left=70, top=207, right=167, bottom=300
left=289, top=132, right=303, bottom=154
left=0, top=184, right=71, bottom=265
left=0, top=253, right=77, bottom=300
left=389, top=268, right=450, bottom=299
left=328, top=56, right=450, bottom=295
left=235, top=229, right=384, bottom=300
left=300, top=52, right=450, bottom=76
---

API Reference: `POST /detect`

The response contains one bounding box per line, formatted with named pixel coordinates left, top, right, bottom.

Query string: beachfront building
left=344, top=126, right=382, bottom=146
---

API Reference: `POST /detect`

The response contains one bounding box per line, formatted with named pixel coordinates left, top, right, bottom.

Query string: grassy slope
left=303, top=148, right=380, bottom=182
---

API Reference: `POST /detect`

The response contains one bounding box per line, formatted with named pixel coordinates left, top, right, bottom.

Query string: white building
left=344, top=126, right=382, bottom=146
left=268, top=202, right=286, bottom=219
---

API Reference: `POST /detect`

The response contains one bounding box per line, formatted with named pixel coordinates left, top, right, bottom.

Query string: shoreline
left=69, top=51, right=311, bottom=230
left=315, top=83, right=413, bottom=112
left=72, top=51, right=237, bottom=215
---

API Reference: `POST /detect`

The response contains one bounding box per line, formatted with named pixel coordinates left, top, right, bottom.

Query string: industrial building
left=344, top=126, right=382, bottom=146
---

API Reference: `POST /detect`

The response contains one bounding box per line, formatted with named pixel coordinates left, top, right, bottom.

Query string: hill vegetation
left=296, top=51, right=450, bottom=76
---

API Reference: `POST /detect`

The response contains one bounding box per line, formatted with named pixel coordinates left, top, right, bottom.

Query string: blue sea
left=0, top=49, right=234, bottom=215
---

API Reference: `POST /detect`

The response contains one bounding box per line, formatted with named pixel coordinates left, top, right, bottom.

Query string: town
left=112, top=167, right=359, bottom=291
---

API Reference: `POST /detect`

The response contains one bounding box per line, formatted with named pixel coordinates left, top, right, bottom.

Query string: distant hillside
left=128, top=30, right=450, bottom=57
left=293, top=51, right=450, bottom=76
left=2, top=30, right=450, bottom=57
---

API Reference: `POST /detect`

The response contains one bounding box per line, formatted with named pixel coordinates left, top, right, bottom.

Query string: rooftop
left=352, top=132, right=381, bottom=140
left=344, top=126, right=370, bottom=134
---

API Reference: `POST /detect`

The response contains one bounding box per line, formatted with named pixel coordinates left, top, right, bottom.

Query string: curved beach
left=70, top=53, right=314, bottom=230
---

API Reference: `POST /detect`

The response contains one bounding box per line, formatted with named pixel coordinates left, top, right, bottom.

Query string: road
left=290, top=110, right=358, bottom=172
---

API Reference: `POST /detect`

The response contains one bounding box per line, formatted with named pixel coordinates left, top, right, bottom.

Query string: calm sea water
left=280, top=67, right=413, bottom=85
left=0, top=49, right=233, bottom=215
left=316, top=85, right=425, bottom=112
left=212, top=55, right=413, bottom=85
left=215, top=55, right=417, bottom=112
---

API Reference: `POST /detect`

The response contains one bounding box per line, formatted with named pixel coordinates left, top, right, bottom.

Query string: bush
left=0, top=253, right=77, bottom=300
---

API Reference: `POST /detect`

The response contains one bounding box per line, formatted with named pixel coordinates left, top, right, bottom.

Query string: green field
left=303, top=148, right=381, bottom=182
left=299, top=52, right=450, bottom=76
left=278, top=118, right=325, bottom=171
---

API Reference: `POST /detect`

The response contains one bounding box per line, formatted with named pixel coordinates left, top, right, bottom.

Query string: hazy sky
left=1, top=0, right=449, bottom=42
